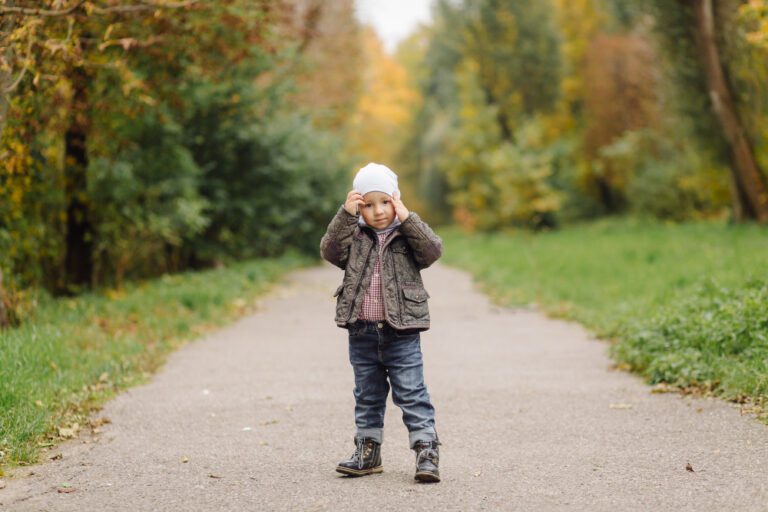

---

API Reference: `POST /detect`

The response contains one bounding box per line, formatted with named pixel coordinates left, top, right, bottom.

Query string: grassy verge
left=0, top=253, right=312, bottom=472
left=439, top=219, right=768, bottom=416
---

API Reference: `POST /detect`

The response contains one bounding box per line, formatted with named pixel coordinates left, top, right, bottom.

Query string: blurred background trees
left=1, top=0, right=360, bottom=313
left=392, top=0, right=768, bottom=229
left=2, top=0, right=767, bottom=322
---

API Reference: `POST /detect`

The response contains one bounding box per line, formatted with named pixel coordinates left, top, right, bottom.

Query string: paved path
left=2, top=264, right=768, bottom=511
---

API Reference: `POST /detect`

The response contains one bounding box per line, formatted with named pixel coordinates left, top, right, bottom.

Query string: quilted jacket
left=320, top=206, right=443, bottom=331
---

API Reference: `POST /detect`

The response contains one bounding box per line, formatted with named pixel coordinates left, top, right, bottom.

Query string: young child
left=320, top=162, right=443, bottom=483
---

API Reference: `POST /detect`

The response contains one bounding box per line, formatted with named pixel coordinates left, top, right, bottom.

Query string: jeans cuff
left=408, top=427, right=436, bottom=448
left=356, top=427, right=383, bottom=444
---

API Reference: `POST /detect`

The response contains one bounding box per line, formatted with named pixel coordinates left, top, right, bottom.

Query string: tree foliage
left=1, top=0, right=359, bottom=310
left=397, top=0, right=563, bottom=229
left=603, top=0, right=768, bottom=221
left=346, top=27, right=420, bottom=171
left=393, top=0, right=765, bottom=230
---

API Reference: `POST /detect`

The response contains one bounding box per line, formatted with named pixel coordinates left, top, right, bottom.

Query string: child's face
left=360, top=191, right=396, bottom=230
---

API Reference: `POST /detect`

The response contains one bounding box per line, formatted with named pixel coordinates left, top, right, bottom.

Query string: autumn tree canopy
left=390, top=0, right=766, bottom=229
left=0, top=0, right=361, bottom=305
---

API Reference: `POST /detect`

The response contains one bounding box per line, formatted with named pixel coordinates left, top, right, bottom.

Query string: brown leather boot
left=413, top=440, right=440, bottom=482
left=336, top=437, right=383, bottom=477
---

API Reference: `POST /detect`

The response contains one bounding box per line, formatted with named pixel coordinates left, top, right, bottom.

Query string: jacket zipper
left=380, top=231, right=401, bottom=325
left=389, top=247, right=402, bottom=324
left=346, top=238, right=376, bottom=323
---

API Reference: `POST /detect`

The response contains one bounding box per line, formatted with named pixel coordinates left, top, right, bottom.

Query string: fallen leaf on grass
left=740, top=405, right=762, bottom=416
left=59, top=423, right=80, bottom=438
left=608, top=404, right=633, bottom=410
left=90, top=418, right=110, bottom=428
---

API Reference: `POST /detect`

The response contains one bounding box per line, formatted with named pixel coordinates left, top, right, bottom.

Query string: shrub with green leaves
left=613, top=278, right=768, bottom=400
left=183, top=80, right=347, bottom=261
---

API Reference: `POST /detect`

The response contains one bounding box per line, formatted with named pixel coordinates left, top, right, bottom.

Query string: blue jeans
left=347, top=320, right=437, bottom=448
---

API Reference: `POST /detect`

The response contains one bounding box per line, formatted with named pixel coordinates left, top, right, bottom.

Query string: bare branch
left=0, top=0, right=197, bottom=16
left=3, top=28, right=35, bottom=94
left=91, top=0, right=199, bottom=14
left=0, top=0, right=86, bottom=17
left=98, top=34, right=165, bottom=51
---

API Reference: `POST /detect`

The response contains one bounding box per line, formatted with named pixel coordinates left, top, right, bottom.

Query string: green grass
left=439, top=219, right=768, bottom=414
left=0, top=253, right=312, bottom=471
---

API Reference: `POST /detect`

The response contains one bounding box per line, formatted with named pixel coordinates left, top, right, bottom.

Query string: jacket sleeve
left=320, top=206, right=359, bottom=269
left=398, top=212, right=443, bottom=270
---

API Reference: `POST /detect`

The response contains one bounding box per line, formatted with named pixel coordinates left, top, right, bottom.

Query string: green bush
left=613, top=278, right=768, bottom=400
left=183, top=81, right=348, bottom=261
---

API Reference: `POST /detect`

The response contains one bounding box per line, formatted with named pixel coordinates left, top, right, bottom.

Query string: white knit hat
left=353, top=162, right=399, bottom=198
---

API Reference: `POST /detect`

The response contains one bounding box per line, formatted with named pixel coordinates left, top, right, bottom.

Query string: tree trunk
left=480, top=84, right=513, bottom=141
left=688, top=0, right=768, bottom=222
left=0, top=3, right=18, bottom=135
left=0, top=267, right=8, bottom=328
left=62, top=65, right=93, bottom=294
left=727, top=170, right=746, bottom=221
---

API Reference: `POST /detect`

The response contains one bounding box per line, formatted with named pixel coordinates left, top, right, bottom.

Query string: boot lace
left=351, top=438, right=373, bottom=469
left=416, top=442, right=438, bottom=465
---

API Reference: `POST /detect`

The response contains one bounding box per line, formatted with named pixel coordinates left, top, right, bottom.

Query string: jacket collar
left=355, top=224, right=401, bottom=247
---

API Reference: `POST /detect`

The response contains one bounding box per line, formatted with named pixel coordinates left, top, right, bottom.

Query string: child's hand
left=393, top=190, right=409, bottom=221
left=344, top=189, right=365, bottom=216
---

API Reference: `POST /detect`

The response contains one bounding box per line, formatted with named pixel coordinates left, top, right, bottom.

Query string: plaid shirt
left=358, top=231, right=390, bottom=321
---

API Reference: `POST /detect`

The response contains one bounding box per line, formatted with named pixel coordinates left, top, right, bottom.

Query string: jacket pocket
left=402, top=287, right=428, bottom=302
left=401, top=286, right=429, bottom=323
